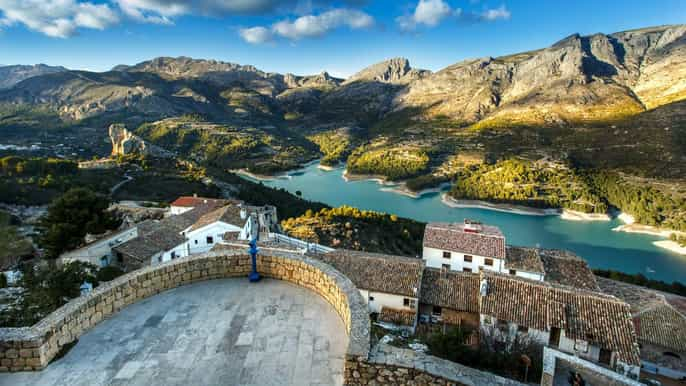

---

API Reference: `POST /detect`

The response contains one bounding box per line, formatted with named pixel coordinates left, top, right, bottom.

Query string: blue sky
left=0, top=0, right=684, bottom=77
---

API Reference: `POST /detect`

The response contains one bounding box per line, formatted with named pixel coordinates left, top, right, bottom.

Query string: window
left=369, top=296, right=374, bottom=301
left=509, top=269, right=516, bottom=275
left=497, top=319, right=509, bottom=332
left=599, top=348, right=612, bottom=365
left=194, top=240, right=198, bottom=245
left=517, top=325, right=529, bottom=333
left=463, top=267, right=472, bottom=273
left=464, top=255, right=472, bottom=262
left=441, top=264, right=450, bottom=270
left=432, top=306, right=442, bottom=316
left=550, top=327, right=561, bottom=347
left=484, top=258, right=493, bottom=266
left=403, top=298, right=410, bottom=307
left=442, top=251, right=451, bottom=259
left=206, top=236, right=214, bottom=244
left=171, top=251, right=177, bottom=260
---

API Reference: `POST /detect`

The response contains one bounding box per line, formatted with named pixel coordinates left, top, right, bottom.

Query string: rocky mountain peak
left=0, top=64, right=67, bottom=90
left=345, top=57, right=427, bottom=84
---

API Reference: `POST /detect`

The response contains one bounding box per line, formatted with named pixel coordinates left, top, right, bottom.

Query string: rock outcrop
left=0, top=24, right=684, bottom=129
left=344, top=57, right=429, bottom=85
left=109, top=124, right=172, bottom=158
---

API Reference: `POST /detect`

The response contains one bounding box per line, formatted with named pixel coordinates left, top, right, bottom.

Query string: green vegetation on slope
left=450, top=159, right=608, bottom=213
left=347, top=145, right=430, bottom=181
left=0, top=156, right=124, bottom=205
left=281, top=205, right=425, bottom=256
left=594, top=269, right=686, bottom=297
left=587, top=172, right=686, bottom=231
left=307, top=130, right=353, bottom=166
left=0, top=211, right=33, bottom=268
left=134, top=118, right=317, bottom=175
left=0, top=261, right=124, bottom=327
left=39, top=188, right=121, bottom=258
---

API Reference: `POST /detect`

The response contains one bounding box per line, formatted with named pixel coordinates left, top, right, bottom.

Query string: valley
left=0, top=24, right=685, bottom=279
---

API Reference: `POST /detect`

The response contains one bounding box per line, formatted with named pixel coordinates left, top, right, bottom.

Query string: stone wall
left=0, top=250, right=370, bottom=372
left=345, top=343, right=526, bottom=386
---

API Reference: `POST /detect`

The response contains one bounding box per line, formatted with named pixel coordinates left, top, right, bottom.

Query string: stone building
left=317, top=250, right=424, bottom=328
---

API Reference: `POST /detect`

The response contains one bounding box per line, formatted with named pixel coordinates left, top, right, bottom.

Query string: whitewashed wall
left=423, top=246, right=504, bottom=273
left=184, top=222, right=242, bottom=256
left=358, top=289, right=417, bottom=314
left=59, top=227, right=138, bottom=266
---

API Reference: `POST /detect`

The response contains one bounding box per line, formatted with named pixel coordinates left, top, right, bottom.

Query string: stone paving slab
left=0, top=278, right=347, bottom=386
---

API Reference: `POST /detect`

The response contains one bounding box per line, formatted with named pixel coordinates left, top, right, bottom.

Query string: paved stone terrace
left=0, top=278, right=348, bottom=386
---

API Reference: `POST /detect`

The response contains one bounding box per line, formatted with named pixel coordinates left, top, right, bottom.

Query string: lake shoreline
left=440, top=194, right=560, bottom=216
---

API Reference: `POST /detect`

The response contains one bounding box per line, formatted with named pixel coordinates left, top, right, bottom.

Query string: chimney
left=464, top=219, right=482, bottom=233
left=479, top=278, right=489, bottom=297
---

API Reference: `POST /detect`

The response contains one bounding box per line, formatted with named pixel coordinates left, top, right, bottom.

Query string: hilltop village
left=5, top=195, right=677, bottom=385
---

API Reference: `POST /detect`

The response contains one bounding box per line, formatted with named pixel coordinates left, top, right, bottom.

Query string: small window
left=509, top=269, right=516, bottom=275
left=497, top=319, right=509, bottom=331
left=599, top=348, right=612, bottom=365
left=442, top=251, right=451, bottom=259
left=484, top=258, right=493, bottom=266
left=369, top=296, right=375, bottom=301
left=463, top=267, right=472, bottom=273
left=464, top=255, right=473, bottom=262
left=517, top=325, right=529, bottom=333
left=194, top=240, right=198, bottom=245
left=403, top=298, right=410, bottom=307
left=441, top=263, right=450, bottom=270
left=171, top=251, right=177, bottom=260
left=206, top=236, right=214, bottom=244
left=432, top=306, right=442, bottom=315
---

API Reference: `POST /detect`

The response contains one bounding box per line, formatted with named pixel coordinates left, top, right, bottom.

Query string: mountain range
left=0, top=24, right=685, bottom=179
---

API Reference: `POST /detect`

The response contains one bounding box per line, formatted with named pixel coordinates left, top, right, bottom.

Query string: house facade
left=423, top=221, right=507, bottom=274
left=316, top=250, right=423, bottom=328
left=58, top=226, right=139, bottom=267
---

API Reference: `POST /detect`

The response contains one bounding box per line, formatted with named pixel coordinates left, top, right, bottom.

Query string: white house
left=59, top=226, right=140, bottom=267
left=180, top=205, right=245, bottom=256
left=169, top=196, right=233, bottom=215
left=503, top=246, right=545, bottom=281
left=317, top=250, right=424, bottom=328
left=422, top=220, right=507, bottom=274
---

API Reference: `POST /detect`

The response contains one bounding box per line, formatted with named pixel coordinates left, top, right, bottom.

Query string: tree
left=39, top=188, right=121, bottom=258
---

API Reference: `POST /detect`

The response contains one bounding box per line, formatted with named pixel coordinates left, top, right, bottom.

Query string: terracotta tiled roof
left=379, top=307, right=416, bottom=326
left=633, top=304, right=686, bottom=353
left=480, top=271, right=639, bottom=366
left=114, top=204, right=220, bottom=261
left=170, top=196, right=234, bottom=208
left=419, top=268, right=479, bottom=313
left=423, top=222, right=506, bottom=259
left=539, top=249, right=599, bottom=291
left=317, top=250, right=424, bottom=297
left=187, top=205, right=245, bottom=232
left=505, top=246, right=545, bottom=274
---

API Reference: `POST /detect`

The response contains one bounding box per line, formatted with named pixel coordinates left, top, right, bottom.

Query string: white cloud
left=480, top=5, right=510, bottom=21
left=239, top=26, right=272, bottom=44
left=0, top=0, right=119, bottom=38
left=396, top=0, right=460, bottom=31
left=240, top=8, right=374, bottom=44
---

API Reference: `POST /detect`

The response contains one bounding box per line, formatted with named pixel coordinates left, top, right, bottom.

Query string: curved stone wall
left=0, top=250, right=370, bottom=372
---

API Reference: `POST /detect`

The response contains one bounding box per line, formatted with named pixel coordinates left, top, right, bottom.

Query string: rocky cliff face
left=344, top=57, right=430, bottom=85
left=0, top=25, right=684, bottom=130
left=109, top=124, right=172, bottom=157
left=396, top=25, right=686, bottom=126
